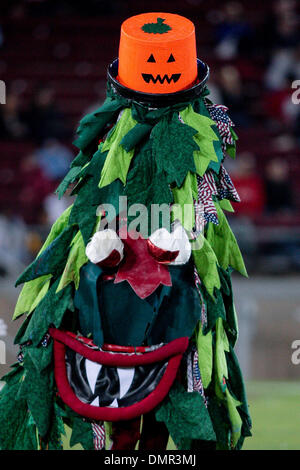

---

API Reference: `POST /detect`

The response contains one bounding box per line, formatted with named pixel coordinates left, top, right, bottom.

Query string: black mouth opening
left=142, top=73, right=181, bottom=84
left=66, top=346, right=167, bottom=408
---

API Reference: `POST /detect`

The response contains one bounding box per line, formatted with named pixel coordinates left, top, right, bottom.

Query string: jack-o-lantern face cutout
left=142, top=52, right=181, bottom=85
left=117, top=13, right=198, bottom=94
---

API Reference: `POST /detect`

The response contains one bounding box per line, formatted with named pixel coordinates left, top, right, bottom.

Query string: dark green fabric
left=73, top=96, right=128, bottom=152
left=141, top=17, right=172, bottom=34
left=14, top=315, right=31, bottom=345
left=0, top=365, right=29, bottom=450
left=70, top=417, right=94, bottom=450
left=202, top=285, right=226, bottom=335
left=207, top=397, right=231, bottom=450
left=24, top=342, right=53, bottom=372
left=226, top=128, right=238, bottom=159
left=69, top=149, right=124, bottom=244
left=18, top=278, right=73, bottom=346
left=74, top=262, right=104, bottom=347
left=125, top=140, right=173, bottom=230
left=95, top=262, right=203, bottom=346
left=99, top=278, right=162, bottom=347
left=17, top=352, right=54, bottom=437
left=219, top=267, right=238, bottom=346
left=226, top=345, right=252, bottom=439
left=71, top=149, right=91, bottom=168
left=192, top=98, right=224, bottom=173
left=43, top=404, right=65, bottom=450
left=150, top=114, right=198, bottom=187
left=208, top=129, right=224, bottom=174
left=121, top=122, right=152, bottom=151
left=147, top=262, right=203, bottom=344
left=156, top=382, right=216, bottom=450
left=129, top=93, right=208, bottom=126
left=14, top=410, right=38, bottom=450
left=15, top=225, right=78, bottom=286
left=56, top=166, right=82, bottom=199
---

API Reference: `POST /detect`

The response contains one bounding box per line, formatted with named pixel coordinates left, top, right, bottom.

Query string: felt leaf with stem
left=150, top=113, right=198, bottom=187
left=99, top=108, right=137, bottom=188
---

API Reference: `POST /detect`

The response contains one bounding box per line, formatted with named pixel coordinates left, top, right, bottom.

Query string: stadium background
left=0, top=0, right=299, bottom=450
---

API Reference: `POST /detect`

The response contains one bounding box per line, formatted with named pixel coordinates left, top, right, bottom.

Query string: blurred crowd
left=0, top=0, right=299, bottom=277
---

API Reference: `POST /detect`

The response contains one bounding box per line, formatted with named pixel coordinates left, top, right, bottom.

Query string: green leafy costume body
left=0, top=80, right=251, bottom=450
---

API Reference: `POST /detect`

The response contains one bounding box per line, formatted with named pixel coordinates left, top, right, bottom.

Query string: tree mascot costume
left=0, top=12, right=252, bottom=450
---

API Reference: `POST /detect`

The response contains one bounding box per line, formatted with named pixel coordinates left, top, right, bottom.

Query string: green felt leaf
left=19, top=352, right=54, bottom=437
left=219, top=199, right=235, bottom=212
left=70, top=149, right=92, bottom=168
left=202, top=284, right=226, bottom=335
left=26, top=343, right=53, bottom=373
left=69, top=148, right=124, bottom=244
left=225, top=388, right=243, bottom=447
left=214, top=318, right=242, bottom=446
left=151, top=114, right=198, bottom=187
left=121, top=122, right=152, bottom=151
left=208, top=140, right=224, bottom=174
left=226, top=143, right=236, bottom=159
left=125, top=141, right=173, bottom=230
left=44, top=403, right=65, bottom=450
left=0, top=366, right=30, bottom=450
left=179, top=105, right=219, bottom=177
left=226, top=128, right=238, bottom=159
left=70, top=417, right=94, bottom=450
left=231, top=127, right=238, bottom=141
left=14, top=410, right=39, bottom=450
left=156, top=382, right=216, bottom=450
left=19, top=278, right=73, bottom=346
left=141, top=17, right=172, bottom=34
left=180, top=105, right=219, bottom=141
left=207, top=398, right=231, bottom=450
left=226, top=344, right=252, bottom=443
left=56, top=230, right=88, bottom=292
left=191, top=234, right=221, bottom=298
left=99, top=108, right=136, bottom=187
left=15, top=225, right=78, bottom=286
left=55, top=166, right=82, bottom=199
left=171, top=171, right=198, bottom=231
left=215, top=318, right=230, bottom=387
left=13, top=275, right=51, bottom=320
left=73, top=96, right=127, bottom=151
left=206, top=202, right=247, bottom=277
left=195, top=324, right=213, bottom=388
left=13, top=205, right=73, bottom=318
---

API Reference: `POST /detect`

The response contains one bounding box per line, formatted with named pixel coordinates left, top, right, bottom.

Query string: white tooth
left=90, top=396, right=99, bottom=407
left=108, top=398, right=118, bottom=408
left=85, top=359, right=102, bottom=393
left=117, top=367, right=135, bottom=399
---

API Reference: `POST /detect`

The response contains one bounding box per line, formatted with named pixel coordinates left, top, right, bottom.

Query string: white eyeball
left=85, top=229, right=124, bottom=267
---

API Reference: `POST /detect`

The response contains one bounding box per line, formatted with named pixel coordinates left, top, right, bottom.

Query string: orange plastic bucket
left=117, top=12, right=198, bottom=94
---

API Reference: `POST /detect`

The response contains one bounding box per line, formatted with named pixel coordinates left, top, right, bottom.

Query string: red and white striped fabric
left=196, top=172, right=219, bottom=225
left=205, top=101, right=235, bottom=146
left=217, top=165, right=241, bottom=203
left=92, top=422, right=106, bottom=450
